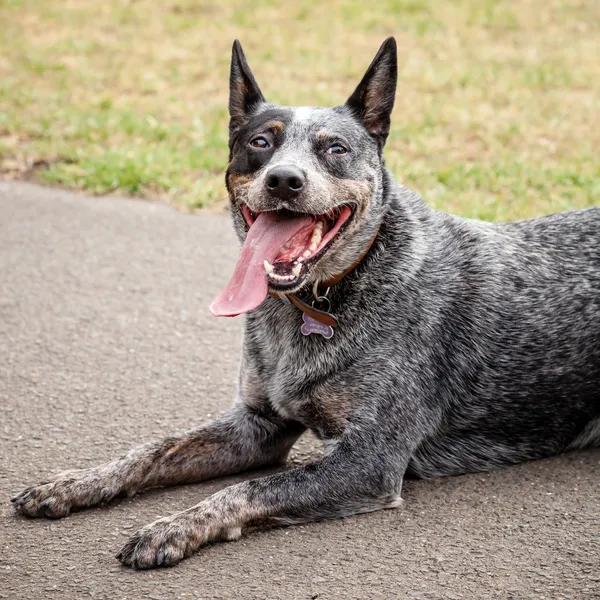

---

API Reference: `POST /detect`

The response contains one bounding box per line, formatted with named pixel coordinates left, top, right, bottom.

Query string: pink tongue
left=209, top=211, right=313, bottom=317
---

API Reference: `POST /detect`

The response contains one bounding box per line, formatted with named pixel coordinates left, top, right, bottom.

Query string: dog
left=11, top=38, right=600, bottom=570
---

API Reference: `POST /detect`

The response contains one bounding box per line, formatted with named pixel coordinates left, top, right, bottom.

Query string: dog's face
left=225, top=38, right=397, bottom=295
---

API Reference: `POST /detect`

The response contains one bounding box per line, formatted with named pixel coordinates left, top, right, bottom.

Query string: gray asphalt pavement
left=0, top=182, right=598, bottom=600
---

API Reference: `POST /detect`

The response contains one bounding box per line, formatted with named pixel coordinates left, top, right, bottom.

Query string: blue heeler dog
left=11, top=38, right=600, bottom=569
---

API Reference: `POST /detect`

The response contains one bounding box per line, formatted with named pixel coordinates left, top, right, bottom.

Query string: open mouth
left=241, top=203, right=354, bottom=290
left=209, top=203, right=354, bottom=318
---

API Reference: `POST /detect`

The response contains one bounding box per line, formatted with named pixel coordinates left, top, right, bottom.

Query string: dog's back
left=405, top=202, right=600, bottom=477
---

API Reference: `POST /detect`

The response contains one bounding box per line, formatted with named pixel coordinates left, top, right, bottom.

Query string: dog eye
left=249, top=137, right=270, bottom=149
left=327, top=144, right=347, bottom=155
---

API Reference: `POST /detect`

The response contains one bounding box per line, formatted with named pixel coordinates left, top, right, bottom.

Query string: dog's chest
left=249, top=306, right=353, bottom=439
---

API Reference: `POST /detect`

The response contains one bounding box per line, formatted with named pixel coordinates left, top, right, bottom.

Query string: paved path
left=0, top=182, right=598, bottom=600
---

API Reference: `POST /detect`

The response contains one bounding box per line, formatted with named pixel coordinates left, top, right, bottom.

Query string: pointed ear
left=345, top=37, right=398, bottom=147
left=229, top=40, right=266, bottom=134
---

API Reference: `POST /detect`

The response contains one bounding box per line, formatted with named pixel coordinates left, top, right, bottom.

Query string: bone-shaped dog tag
left=300, top=313, right=334, bottom=339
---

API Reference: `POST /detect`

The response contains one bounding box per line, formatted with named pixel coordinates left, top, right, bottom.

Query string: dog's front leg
left=117, top=430, right=407, bottom=569
left=11, top=404, right=304, bottom=519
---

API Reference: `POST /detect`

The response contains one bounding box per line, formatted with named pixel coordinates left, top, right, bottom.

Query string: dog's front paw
left=11, top=469, right=119, bottom=519
left=116, top=508, right=241, bottom=569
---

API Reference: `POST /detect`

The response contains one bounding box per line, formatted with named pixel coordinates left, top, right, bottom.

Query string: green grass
left=0, top=0, right=598, bottom=217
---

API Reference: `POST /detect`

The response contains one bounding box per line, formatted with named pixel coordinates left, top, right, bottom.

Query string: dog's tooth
left=269, top=272, right=296, bottom=282
left=292, top=264, right=302, bottom=277
left=303, top=250, right=312, bottom=258
left=271, top=272, right=290, bottom=281
left=314, top=221, right=323, bottom=231
left=309, top=242, right=318, bottom=252
left=263, top=260, right=274, bottom=274
left=297, top=257, right=304, bottom=263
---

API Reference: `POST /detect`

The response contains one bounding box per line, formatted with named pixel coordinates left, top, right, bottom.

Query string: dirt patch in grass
left=0, top=0, right=598, bottom=217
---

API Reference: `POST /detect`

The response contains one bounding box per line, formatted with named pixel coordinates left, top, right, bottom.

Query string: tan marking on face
left=316, top=129, right=335, bottom=142
left=323, top=178, right=373, bottom=229
left=265, top=120, right=285, bottom=134
left=337, top=179, right=372, bottom=209
left=227, top=172, right=254, bottom=186
left=227, top=172, right=255, bottom=202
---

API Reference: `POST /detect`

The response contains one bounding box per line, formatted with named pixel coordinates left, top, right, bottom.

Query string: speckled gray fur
left=11, top=38, right=599, bottom=569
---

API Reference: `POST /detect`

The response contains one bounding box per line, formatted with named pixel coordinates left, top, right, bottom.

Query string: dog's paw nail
left=11, top=489, right=34, bottom=508
left=156, top=550, right=165, bottom=566
left=116, top=536, right=138, bottom=567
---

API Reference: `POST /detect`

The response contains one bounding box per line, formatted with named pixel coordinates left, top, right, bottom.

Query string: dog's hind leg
left=11, top=404, right=305, bottom=519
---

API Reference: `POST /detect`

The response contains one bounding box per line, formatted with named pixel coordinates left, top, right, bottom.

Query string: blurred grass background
left=0, top=0, right=598, bottom=218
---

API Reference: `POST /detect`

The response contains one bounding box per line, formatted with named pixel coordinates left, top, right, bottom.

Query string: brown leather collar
left=268, top=226, right=380, bottom=327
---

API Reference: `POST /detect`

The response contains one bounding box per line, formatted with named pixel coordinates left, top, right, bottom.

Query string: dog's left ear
left=229, top=40, right=267, bottom=134
left=345, top=37, right=398, bottom=148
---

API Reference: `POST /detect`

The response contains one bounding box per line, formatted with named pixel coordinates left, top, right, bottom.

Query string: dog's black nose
left=265, top=165, right=305, bottom=201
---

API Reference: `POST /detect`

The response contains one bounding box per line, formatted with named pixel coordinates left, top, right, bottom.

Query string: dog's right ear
left=229, top=40, right=266, bottom=134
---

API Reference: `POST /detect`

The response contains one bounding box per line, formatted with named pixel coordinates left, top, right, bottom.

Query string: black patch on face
left=227, top=108, right=294, bottom=175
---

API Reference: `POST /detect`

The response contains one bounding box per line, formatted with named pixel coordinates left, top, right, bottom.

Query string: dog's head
left=211, top=38, right=397, bottom=318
